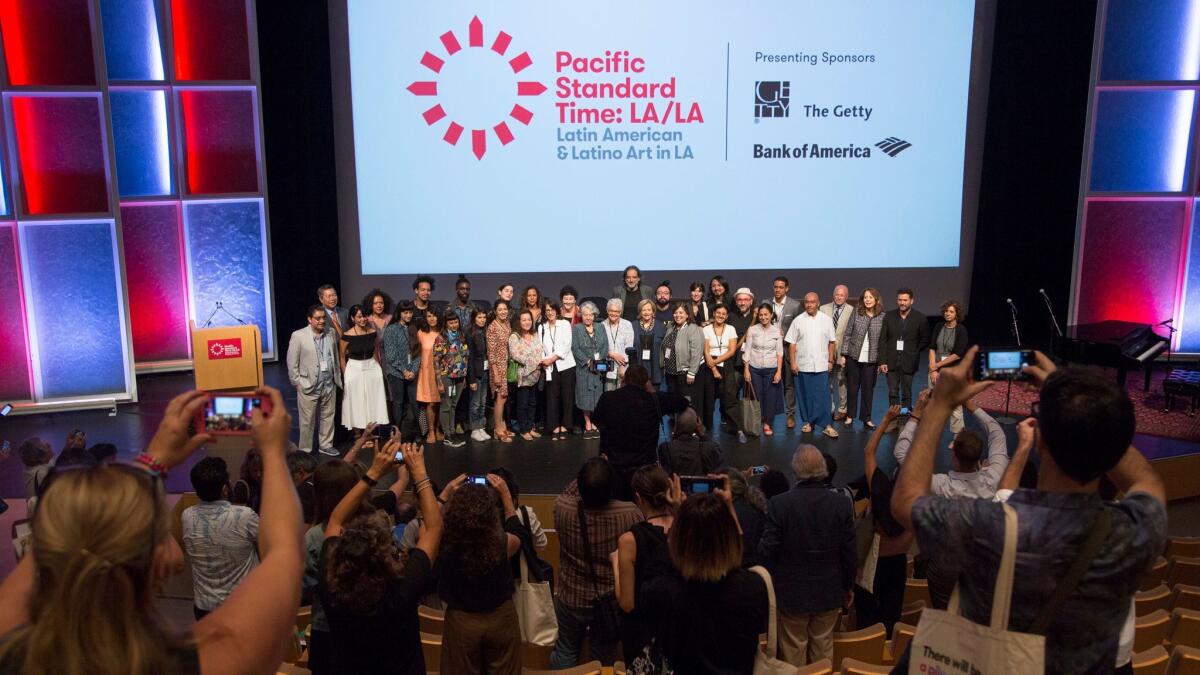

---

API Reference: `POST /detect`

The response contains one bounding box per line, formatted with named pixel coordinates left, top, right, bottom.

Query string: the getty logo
left=407, top=16, right=548, bottom=159
left=754, top=81, right=790, bottom=119
left=874, top=137, right=912, bottom=157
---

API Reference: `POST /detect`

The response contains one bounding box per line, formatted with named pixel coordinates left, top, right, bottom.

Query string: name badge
left=319, top=359, right=329, bottom=372
left=483, top=359, right=489, bottom=371
left=664, top=347, right=672, bottom=359
left=896, top=340, right=905, bottom=351
left=642, top=349, right=651, bottom=361
left=594, top=352, right=600, bottom=361
left=606, top=369, right=617, bottom=380
left=710, top=346, right=723, bottom=357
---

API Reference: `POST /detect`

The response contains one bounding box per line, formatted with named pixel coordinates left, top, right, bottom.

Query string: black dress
left=342, top=331, right=376, bottom=360
left=621, top=521, right=673, bottom=668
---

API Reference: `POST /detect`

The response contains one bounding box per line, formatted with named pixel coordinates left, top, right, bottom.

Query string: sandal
left=529, top=429, right=542, bottom=438
left=763, top=424, right=773, bottom=436
left=521, top=432, right=534, bottom=441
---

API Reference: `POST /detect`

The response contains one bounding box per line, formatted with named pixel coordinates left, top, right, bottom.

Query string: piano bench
left=1163, top=369, right=1200, bottom=416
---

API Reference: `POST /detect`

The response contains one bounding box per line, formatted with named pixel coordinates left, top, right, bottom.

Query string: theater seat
left=1171, top=608, right=1200, bottom=650
left=521, top=661, right=602, bottom=675
left=900, top=600, right=925, bottom=626
left=1170, top=558, right=1200, bottom=589
left=796, top=657, right=833, bottom=673
left=1174, top=585, right=1200, bottom=612
left=520, top=641, right=553, bottom=670
left=840, top=657, right=891, bottom=674
left=1135, top=645, right=1170, bottom=675
left=1167, top=644, right=1200, bottom=674
left=903, top=578, right=931, bottom=608
left=1168, top=538, right=1200, bottom=560
left=418, top=605, right=444, bottom=635
left=1139, top=585, right=1174, bottom=616
left=883, top=622, right=917, bottom=665
left=831, top=623, right=886, bottom=670
left=1137, top=609, right=1173, bottom=652
left=421, top=632, right=441, bottom=672
left=1145, top=557, right=1171, bottom=591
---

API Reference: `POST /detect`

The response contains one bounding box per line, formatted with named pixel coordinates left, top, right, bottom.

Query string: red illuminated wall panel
left=0, top=0, right=95, bottom=86
left=0, top=223, right=31, bottom=400
left=179, top=88, right=259, bottom=194
left=170, top=0, right=250, bottom=81
left=1076, top=199, right=1189, bottom=326
left=10, top=95, right=109, bottom=215
left=121, top=203, right=190, bottom=362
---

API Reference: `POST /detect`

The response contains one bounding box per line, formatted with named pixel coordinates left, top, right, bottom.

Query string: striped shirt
left=554, top=480, right=643, bottom=609
left=182, top=500, right=260, bottom=611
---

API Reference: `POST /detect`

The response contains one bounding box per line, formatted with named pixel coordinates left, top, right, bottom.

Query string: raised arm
left=865, top=405, right=901, bottom=488
left=489, top=473, right=523, bottom=556
left=893, top=389, right=931, bottom=465
left=196, top=386, right=304, bottom=675
left=997, top=417, right=1037, bottom=495
left=968, top=402, right=1009, bottom=487
left=405, top=442, right=443, bottom=564
left=1108, top=446, right=1166, bottom=505
left=326, top=447, right=395, bottom=539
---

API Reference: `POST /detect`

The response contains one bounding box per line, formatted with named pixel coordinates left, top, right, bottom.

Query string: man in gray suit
left=820, top=285, right=853, bottom=421
left=612, top=265, right=654, bottom=321
left=771, top=276, right=802, bottom=429
left=287, top=304, right=342, bottom=455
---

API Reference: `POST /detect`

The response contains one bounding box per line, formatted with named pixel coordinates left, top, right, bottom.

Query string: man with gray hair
left=758, top=444, right=856, bottom=666
left=820, top=284, right=853, bottom=420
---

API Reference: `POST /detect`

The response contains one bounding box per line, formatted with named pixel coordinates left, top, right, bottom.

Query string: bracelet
left=413, top=477, right=432, bottom=491
left=133, top=453, right=168, bottom=478
left=360, top=473, right=378, bottom=487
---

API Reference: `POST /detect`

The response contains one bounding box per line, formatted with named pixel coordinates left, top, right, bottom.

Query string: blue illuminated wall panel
left=99, top=0, right=166, bottom=81
left=1179, top=201, right=1200, bottom=352
left=110, top=88, right=173, bottom=197
left=184, top=199, right=273, bottom=356
left=1089, top=89, right=1196, bottom=193
left=19, top=220, right=130, bottom=398
left=1100, top=0, right=1200, bottom=82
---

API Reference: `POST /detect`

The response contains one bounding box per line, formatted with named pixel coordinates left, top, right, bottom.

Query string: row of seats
left=1143, top=556, right=1200, bottom=591
left=1139, top=584, right=1200, bottom=616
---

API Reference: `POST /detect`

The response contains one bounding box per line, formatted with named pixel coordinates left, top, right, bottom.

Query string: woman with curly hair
left=362, top=288, right=394, bottom=332
left=320, top=439, right=441, bottom=675
left=436, top=474, right=528, bottom=674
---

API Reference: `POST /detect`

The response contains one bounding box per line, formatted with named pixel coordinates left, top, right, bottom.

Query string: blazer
left=819, top=302, right=854, bottom=347
left=662, top=322, right=705, bottom=377
left=878, top=309, right=931, bottom=373
left=323, top=305, right=350, bottom=333
left=930, top=321, right=969, bottom=359
left=773, top=297, right=802, bottom=335
left=757, top=481, right=856, bottom=614
left=611, top=284, right=654, bottom=303
left=840, top=312, right=884, bottom=364
left=287, top=326, right=342, bottom=394
left=539, top=319, right=576, bottom=370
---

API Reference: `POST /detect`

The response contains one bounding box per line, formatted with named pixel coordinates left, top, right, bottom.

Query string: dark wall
left=967, top=0, right=1098, bottom=349
left=256, top=1, right=341, bottom=346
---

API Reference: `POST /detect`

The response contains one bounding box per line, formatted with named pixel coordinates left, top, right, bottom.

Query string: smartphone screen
left=750, top=465, right=767, bottom=476
left=373, top=424, right=396, bottom=439
left=681, top=476, right=721, bottom=494
left=0, top=403, right=12, bottom=417
left=977, top=349, right=1033, bottom=381
left=393, top=449, right=405, bottom=462
left=203, top=395, right=264, bottom=433
left=468, top=475, right=489, bottom=486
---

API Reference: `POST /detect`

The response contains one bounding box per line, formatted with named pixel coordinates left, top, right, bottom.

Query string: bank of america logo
left=875, top=137, right=912, bottom=157
left=755, top=81, right=790, bottom=119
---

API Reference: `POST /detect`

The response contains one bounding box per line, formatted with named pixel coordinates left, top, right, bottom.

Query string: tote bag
left=739, top=380, right=762, bottom=437
left=747, top=566, right=801, bottom=675
left=908, top=504, right=1044, bottom=674
left=515, top=551, right=558, bottom=646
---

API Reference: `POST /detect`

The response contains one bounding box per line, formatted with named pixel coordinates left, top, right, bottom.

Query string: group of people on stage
left=286, top=266, right=970, bottom=452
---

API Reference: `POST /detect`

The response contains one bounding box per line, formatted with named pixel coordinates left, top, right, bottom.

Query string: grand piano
left=1052, top=320, right=1170, bottom=390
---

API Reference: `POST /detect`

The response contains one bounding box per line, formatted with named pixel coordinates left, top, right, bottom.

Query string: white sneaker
left=318, top=447, right=340, bottom=456
left=470, top=429, right=491, bottom=442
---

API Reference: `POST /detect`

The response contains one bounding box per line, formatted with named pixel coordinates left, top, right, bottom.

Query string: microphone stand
left=1040, top=290, right=1063, bottom=338
left=998, top=300, right=1022, bottom=424
left=201, top=301, right=248, bottom=327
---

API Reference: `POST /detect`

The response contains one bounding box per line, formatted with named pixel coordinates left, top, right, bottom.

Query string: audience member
left=878, top=287, right=930, bottom=420
left=383, top=300, right=420, bottom=436
left=820, top=451, right=855, bottom=502
left=656, top=408, right=722, bottom=477
left=632, top=299, right=666, bottom=389
left=87, top=442, right=118, bottom=464
left=0, top=388, right=303, bottom=674
left=785, top=292, right=840, bottom=439
left=720, top=467, right=768, bottom=568
left=340, top=304, right=389, bottom=435
left=891, top=348, right=1167, bottom=673
left=232, top=446, right=263, bottom=512
left=819, top=285, right=853, bottom=421
left=486, top=301, right=514, bottom=442
left=435, top=309, right=470, bottom=447
left=662, top=302, right=704, bottom=401
left=838, top=287, right=884, bottom=429
left=540, top=301, right=576, bottom=441
left=466, top=308, right=492, bottom=442
left=304, top=458, right=360, bottom=673
left=491, top=466, right=548, bottom=549
left=854, top=406, right=913, bottom=634
left=614, top=465, right=679, bottom=670
left=287, top=451, right=319, bottom=524
left=437, top=476, right=527, bottom=674
left=928, top=300, right=969, bottom=432
left=18, top=437, right=52, bottom=507
left=320, top=440, right=442, bottom=675
left=572, top=301, right=609, bottom=438
left=758, top=445, right=855, bottom=666
left=894, top=390, right=1008, bottom=503
left=743, top=301, right=785, bottom=436
left=759, top=468, right=789, bottom=500
left=551, top=458, right=642, bottom=667
left=613, top=265, right=653, bottom=322
left=645, top=485, right=768, bottom=674
left=509, top=309, right=545, bottom=441
left=593, top=364, right=689, bottom=499
left=183, top=457, right=260, bottom=620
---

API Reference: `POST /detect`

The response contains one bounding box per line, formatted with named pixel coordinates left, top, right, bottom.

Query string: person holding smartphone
left=571, top=302, right=609, bottom=439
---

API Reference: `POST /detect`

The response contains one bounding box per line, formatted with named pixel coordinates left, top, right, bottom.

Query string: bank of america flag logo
left=875, top=137, right=912, bottom=157
left=755, top=81, right=790, bottom=118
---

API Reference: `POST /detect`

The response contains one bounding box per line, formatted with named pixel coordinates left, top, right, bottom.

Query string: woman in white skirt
left=339, top=304, right=389, bottom=434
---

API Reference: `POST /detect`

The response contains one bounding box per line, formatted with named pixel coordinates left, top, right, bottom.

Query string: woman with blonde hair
left=0, top=387, right=303, bottom=674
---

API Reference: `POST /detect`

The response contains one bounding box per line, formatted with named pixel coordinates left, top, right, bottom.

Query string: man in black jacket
left=878, top=287, right=931, bottom=413
left=757, top=445, right=855, bottom=666
left=593, top=364, right=690, bottom=499
left=657, top=408, right=723, bottom=476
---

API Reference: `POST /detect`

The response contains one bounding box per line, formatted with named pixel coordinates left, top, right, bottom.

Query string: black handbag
left=577, top=504, right=622, bottom=644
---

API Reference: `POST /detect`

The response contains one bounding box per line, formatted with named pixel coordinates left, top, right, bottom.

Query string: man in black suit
left=592, top=364, right=689, bottom=499
left=878, top=287, right=931, bottom=414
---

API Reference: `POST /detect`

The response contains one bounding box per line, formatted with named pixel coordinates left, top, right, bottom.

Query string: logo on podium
left=207, top=338, right=243, bottom=360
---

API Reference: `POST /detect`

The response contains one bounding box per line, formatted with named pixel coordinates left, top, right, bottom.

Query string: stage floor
left=1, top=361, right=1195, bottom=499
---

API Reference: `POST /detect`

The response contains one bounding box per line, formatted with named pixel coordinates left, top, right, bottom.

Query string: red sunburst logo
left=407, top=16, right=547, bottom=160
